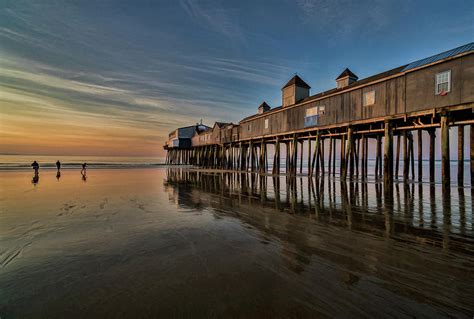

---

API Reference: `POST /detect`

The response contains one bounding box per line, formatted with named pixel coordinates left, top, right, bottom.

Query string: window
left=305, top=106, right=319, bottom=127
left=435, top=70, right=451, bottom=95
left=247, top=124, right=251, bottom=131
left=318, top=106, right=325, bottom=116
left=264, top=118, right=269, bottom=129
left=363, top=90, right=375, bottom=106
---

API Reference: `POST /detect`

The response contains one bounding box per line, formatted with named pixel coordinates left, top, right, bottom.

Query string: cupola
left=336, top=68, right=358, bottom=89
left=282, top=75, right=310, bottom=107
left=258, top=101, right=271, bottom=114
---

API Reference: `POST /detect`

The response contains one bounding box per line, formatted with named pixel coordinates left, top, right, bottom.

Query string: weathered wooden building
left=164, top=42, right=474, bottom=187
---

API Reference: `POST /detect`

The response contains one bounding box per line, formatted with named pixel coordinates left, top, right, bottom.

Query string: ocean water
left=1, top=167, right=473, bottom=317
left=0, top=155, right=166, bottom=169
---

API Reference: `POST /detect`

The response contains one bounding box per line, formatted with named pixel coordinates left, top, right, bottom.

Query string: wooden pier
left=165, top=43, right=474, bottom=188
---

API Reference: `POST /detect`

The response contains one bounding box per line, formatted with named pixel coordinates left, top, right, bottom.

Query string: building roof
left=258, top=101, right=271, bottom=109
left=402, top=42, right=474, bottom=72
left=336, top=68, right=358, bottom=80
left=214, top=122, right=231, bottom=128
left=240, top=64, right=407, bottom=123
left=282, top=75, right=311, bottom=89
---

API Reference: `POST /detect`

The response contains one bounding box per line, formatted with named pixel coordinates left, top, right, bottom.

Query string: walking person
left=56, top=160, right=61, bottom=171
left=31, top=161, right=39, bottom=173
left=81, top=162, right=87, bottom=175
left=31, top=161, right=39, bottom=184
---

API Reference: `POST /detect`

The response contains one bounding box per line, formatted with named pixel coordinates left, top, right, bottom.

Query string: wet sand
left=1, top=168, right=473, bottom=318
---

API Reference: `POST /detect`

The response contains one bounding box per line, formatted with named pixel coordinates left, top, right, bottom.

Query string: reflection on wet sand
left=165, top=168, right=474, bottom=316
left=1, top=168, right=473, bottom=318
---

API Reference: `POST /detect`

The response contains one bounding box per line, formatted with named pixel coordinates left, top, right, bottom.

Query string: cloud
left=296, top=0, right=403, bottom=38
left=179, top=0, right=245, bottom=43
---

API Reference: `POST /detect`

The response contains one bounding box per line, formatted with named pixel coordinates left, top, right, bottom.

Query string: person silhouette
left=56, top=160, right=61, bottom=171
left=31, top=161, right=39, bottom=174
left=81, top=162, right=87, bottom=175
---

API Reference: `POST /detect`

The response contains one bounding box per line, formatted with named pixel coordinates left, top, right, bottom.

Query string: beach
left=1, top=167, right=473, bottom=318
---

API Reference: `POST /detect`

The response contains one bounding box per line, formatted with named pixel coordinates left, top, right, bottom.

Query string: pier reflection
left=165, top=168, right=474, bottom=256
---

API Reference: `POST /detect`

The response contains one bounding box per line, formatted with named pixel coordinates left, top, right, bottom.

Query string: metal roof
left=402, top=42, right=474, bottom=72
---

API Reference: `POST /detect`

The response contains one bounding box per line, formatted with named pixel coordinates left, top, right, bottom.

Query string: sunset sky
left=1, top=0, right=473, bottom=157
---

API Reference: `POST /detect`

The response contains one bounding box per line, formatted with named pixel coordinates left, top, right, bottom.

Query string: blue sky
left=1, top=0, right=473, bottom=156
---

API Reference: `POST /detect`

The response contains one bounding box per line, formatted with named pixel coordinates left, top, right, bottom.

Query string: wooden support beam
left=361, top=134, right=366, bottom=180
left=332, top=138, right=336, bottom=177
left=409, top=133, right=415, bottom=180
left=418, top=130, right=423, bottom=182
left=429, top=129, right=435, bottom=183
left=308, top=138, right=312, bottom=175
left=458, top=125, right=464, bottom=186
left=343, top=127, right=352, bottom=180
left=355, top=138, right=360, bottom=178
left=310, top=133, right=320, bottom=176
left=375, top=135, right=381, bottom=179
left=365, top=136, right=369, bottom=178
left=471, top=125, right=474, bottom=187
left=395, top=133, right=401, bottom=178
left=328, top=137, right=332, bottom=176
left=440, top=113, right=450, bottom=190
left=320, top=138, right=325, bottom=176
left=300, top=140, right=304, bottom=174
left=384, top=120, right=393, bottom=185
left=340, top=134, right=346, bottom=177
left=403, top=131, right=409, bottom=182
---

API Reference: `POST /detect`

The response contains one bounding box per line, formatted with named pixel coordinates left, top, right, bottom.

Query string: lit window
left=305, top=106, right=319, bottom=127
left=435, top=70, right=451, bottom=95
left=363, top=90, right=375, bottom=106
left=264, top=118, right=269, bottom=129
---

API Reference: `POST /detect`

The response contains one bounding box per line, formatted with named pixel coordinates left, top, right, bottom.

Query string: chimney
left=282, top=75, right=310, bottom=107
left=258, top=101, right=271, bottom=114
left=336, top=68, right=358, bottom=89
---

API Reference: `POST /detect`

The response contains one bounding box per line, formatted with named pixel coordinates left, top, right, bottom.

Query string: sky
left=0, top=0, right=473, bottom=157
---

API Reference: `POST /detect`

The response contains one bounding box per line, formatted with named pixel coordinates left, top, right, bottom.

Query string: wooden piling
left=428, top=129, right=435, bottom=183
left=332, top=138, right=336, bottom=177
left=308, top=138, right=312, bottom=175
left=403, top=131, right=409, bottom=182
left=471, top=124, right=474, bottom=187
left=384, top=120, right=393, bottom=185
left=343, top=127, right=352, bottom=180
left=395, top=133, right=401, bottom=178
left=300, top=140, right=304, bottom=174
left=361, top=134, right=366, bottom=180
left=440, top=113, right=450, bottom=189
left=375, top=134, right=381, bottom=179
left=328, top=137, right=332, bottom=176
left=458, top=125, right=464, bottom=186
left=409, top=133, right=415, bottom=180
left=418, top=130, right=423, bottom=182
left=320, top=138, right=325, bottom=176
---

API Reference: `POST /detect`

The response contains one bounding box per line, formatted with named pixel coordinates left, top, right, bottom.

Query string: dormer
left=257, top=101, right=271, bottom=114
left=282, top=75, right=310, bottom=107
left=336, top=68, right=358, bottom=89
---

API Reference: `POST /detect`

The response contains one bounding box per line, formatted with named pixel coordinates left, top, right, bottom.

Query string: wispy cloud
left=296, top=0, right=406, bottom=38
left=179, top=0, right=245, bottom=43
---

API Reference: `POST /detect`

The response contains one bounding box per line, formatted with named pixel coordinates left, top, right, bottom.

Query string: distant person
left=81, top=162, right=87, bottom=175
left=31, top=161, right=39, bottom=173
left=56, top=160, right=61, bottom=171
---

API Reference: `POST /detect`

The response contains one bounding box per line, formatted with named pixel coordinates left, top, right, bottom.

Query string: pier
left=165, top=43, right=474, bottom=187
